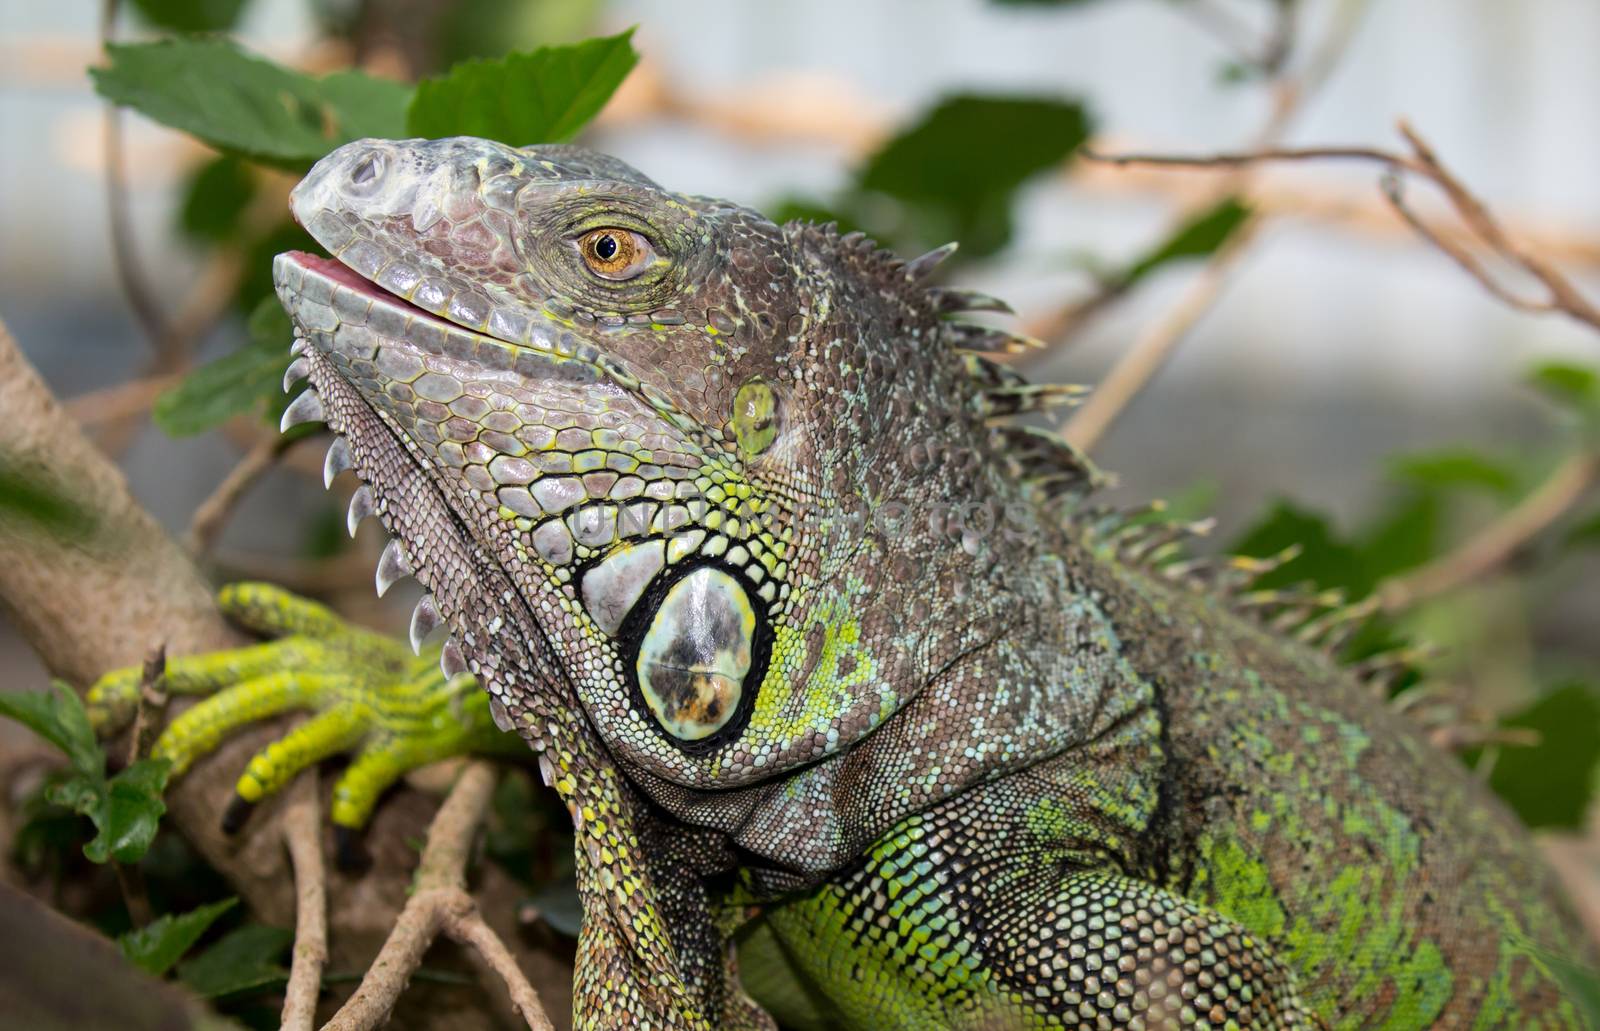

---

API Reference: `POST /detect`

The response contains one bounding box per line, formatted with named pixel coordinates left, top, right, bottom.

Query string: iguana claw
left=86, top=582, right=521, bottom=837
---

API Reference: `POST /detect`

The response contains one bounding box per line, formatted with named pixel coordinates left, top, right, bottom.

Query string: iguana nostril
left=349, top=152, right=384, bottom=186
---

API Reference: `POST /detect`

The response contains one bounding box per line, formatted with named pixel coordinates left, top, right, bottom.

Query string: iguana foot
left=87, top=582, right=518, bottom=840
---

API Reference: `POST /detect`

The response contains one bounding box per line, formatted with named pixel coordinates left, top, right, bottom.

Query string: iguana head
left=276, top=137, right=1087, bottom=873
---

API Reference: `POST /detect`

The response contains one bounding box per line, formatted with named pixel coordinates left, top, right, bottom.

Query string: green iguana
left=88, top=137, right=1594, bottom=1028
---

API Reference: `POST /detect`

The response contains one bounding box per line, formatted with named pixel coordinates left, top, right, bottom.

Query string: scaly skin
left=92, top=137, right=1593, bottom=1028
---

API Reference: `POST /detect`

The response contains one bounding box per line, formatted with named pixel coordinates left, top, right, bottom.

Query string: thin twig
left=99, top=0, right=172, bottom=358
left=321, top=762, right=554, bottom=1031
left=281, top=773, right=328, bottom=1031
left=185, top=436, right=295, bottom=556
left=1083, top=144, right=1407, bottom=170
left=444, top=908, right=555, bottom=1031
left=111, top=642, right=168, bottom=928
left=1058, top=2, right=1368, bottom=448
left=1377, top=452, right=1600, bottom=611
left=64, top=371, right=186, bottom=427
left=1085, top=121, right=1600, bottom=335
left=1063, top=223, right=1260, bottom=452
left=125, top=642, right=168, bottom=767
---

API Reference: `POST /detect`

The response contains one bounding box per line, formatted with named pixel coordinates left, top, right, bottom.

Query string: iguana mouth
left=279, top=251, right=446, bottom=330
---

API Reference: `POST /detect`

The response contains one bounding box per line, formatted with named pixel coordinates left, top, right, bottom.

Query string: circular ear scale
left=617, top=559, right=772, bottom=755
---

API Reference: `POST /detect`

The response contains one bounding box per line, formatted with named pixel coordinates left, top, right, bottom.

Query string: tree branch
left=1377, top=452, right=1600, bottom=611
left=281, top=772, right=327, bottom=1031
left=1059, top=2, right=1369, bottom=449
left=1063, top=224, right=1259, bottom=452
left=322, top=762, right=555, bottom=1031
left=1085, top=120, right=1600, bottom=335
left=185, top=436, right=296, bottom=556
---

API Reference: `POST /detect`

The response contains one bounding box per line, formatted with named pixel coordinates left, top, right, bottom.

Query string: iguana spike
left=347, top=484, right=375, bottom=538
left=1295, top=596, right=1374, bottom=649
left=905, top=242, right=958, bottom=281
left=375, top=538, right=410, bottom=597
left=488, top=696, right=515, bottom=733
left=408, top=593, right=442, bottom=654
left=283, top=356, right=311, bottom=394
left=1351, top=645, right=1437, bottom=696
left=1216, top=545, right=1303, bottom=593
left=280, top=389, right=325, bottom=432
left=1159, top=555, right=1215, bottom=584
left=946, top=322, right=1045, bottom=355
left=979, top=382, right=1091, bottom=420
left=323, top=437, right=353, bottom=488
left=440, top=636, right=469, bottom=679
left=1124, top=518, right=1216, bottom=565
left=928, top=287, right=1015, bottom=316
left=990, top=424, right=1104, bottom=502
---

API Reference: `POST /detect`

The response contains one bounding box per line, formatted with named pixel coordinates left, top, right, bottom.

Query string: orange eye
left=577, top=228, right=655, bottom=280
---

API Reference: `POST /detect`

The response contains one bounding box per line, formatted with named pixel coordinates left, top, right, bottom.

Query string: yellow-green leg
left=86, top=583, right=523, bottom=849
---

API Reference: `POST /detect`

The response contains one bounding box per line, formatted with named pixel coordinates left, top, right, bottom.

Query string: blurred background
left=4, top=0, right=1600, bottom=926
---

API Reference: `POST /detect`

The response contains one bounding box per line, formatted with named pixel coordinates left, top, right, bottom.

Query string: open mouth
left=280, top=251, right=449, bottom=329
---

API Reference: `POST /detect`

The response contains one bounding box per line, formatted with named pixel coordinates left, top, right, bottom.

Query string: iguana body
left=92, top=137, right=1591, bottom=1028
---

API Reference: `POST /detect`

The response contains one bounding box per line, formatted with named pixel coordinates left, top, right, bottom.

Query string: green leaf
left=178, top=154, right=256, bottom=245
left=1568, top=511, right=1600, bottom=548
left=119, top=898, right=238, bottom=976
left=407, top=29, right=639, bottom=144
left=127, top=0, right=251, bottom=32
left=1357, top=492, right=1440, bottom=586
left=0, top=682, right=103, bottom=777
left=1388, top=448, right=1518, bottom=496
left=1230, top=499, right=1370, bottom=595
left=72, top=758, right=172, bottom=865
left=1122, top=197, right=1252, bottom=287
left=857, top=94, right=1092, bottom=257
left=178, top=923, right=293, bottom=998
left=318, top=70, right=416, bottom=142
left=1488, top=683, right=1600, bottom=830
left=1528, top=361, right=1600, bottom=434
left=434, top=0, right=607, bottom=68
left=235, top=218, right=320, bottom=315
left=1529, top=361, right=1600, bottom=406
left=92, top=39, right=409, bottom=169
left=153, top=297, right=293, bottom=437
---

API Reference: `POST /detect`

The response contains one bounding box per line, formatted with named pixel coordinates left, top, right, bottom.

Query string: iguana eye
left=635, top=567, right=755, bottom=742
left=576, top=227, right=655, bottom=280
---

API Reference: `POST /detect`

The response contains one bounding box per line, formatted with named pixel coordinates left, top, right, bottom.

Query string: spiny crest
left=814, top=221, right=1096, bottom=504
left=988, top=424, right=1105, bottom=503
left=962, top=354, right=1090, bottom=419
left=1083, top=507, right=1394, bottom=668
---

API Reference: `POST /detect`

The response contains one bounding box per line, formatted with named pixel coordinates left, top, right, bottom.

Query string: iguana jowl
left=94, top=136, right=1593, bottom=1027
